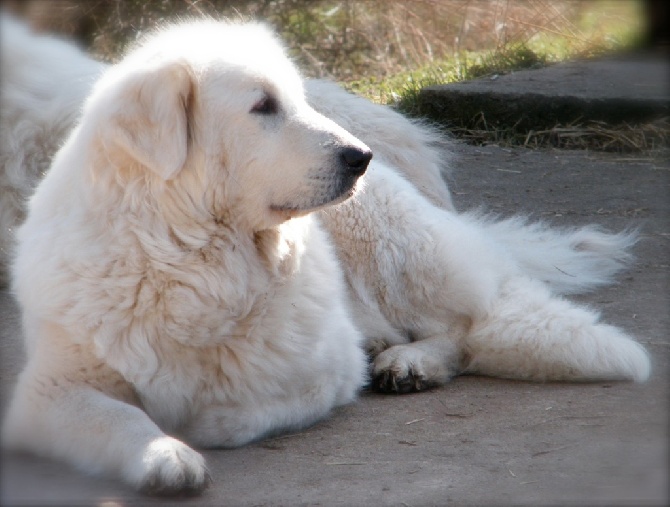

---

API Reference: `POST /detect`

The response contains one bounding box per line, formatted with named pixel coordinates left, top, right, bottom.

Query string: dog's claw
left=372, top=368, right=433, bottom=394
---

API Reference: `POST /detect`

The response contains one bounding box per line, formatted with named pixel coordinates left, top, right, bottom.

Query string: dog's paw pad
left=136, top=437, right=211, bottom=496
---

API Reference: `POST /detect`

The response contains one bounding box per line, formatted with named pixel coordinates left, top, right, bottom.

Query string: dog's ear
left=106, top=61, right=194, bottom=180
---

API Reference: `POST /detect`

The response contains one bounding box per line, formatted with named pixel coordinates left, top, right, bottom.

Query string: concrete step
left=419, top=53, right=670, bottom=130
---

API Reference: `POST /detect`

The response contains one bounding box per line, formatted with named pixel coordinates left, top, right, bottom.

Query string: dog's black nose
left=340, top=146, right=372, bottom=176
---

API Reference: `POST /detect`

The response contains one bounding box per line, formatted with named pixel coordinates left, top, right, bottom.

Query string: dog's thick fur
left=1, top=16, right=650, bottom=495
left=2, top=18, right=371, bottom=494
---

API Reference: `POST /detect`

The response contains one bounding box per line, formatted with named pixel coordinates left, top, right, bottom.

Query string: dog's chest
left=128, top=292, right=307, bottom=432
left=93, top=248, right=297, bottom=428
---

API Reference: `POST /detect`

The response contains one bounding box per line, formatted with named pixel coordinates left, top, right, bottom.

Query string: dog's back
left=0, top=15, right=105, bottom=286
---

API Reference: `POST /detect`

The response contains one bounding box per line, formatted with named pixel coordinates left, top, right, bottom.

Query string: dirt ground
left=1, top=143, right=667, bottom=506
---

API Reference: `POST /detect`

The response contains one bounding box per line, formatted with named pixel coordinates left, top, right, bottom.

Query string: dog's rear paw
left=371, top=345, right=453, bottom=394
left=372, top=368, right=435, bottom=393
left=133, top=437, right=211, bottom=496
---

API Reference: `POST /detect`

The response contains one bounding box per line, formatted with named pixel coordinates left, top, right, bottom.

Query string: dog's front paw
left=371, top=345, right=453, bottom=394
left=132, top=437, right=211, bottom=496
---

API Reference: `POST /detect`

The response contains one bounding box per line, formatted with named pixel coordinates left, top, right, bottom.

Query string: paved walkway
left=1, top=56, right=669, bottom=506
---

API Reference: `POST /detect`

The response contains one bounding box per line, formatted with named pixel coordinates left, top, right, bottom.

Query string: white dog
left=1, top=16, right=650, bottom=495
left=2, top=18, right=372, bottom=494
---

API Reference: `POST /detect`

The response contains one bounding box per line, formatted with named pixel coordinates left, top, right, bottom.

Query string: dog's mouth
left=270, top=176, right=360, bottom=218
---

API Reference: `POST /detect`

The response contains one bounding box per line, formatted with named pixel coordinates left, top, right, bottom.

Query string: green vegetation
left=339, top=1, right=662, bottom=152
left=12, top=0, right=659, bottom=150
left=346, top=0, right=647, bottom=112
left=17, top=1, right=646, bottom=83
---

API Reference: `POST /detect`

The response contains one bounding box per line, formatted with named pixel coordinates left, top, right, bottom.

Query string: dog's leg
left=2, top=367, right=210, bottom=495
left=463, top=276, right=651, bottom=382
left=371, top=334, right=464, bottom=393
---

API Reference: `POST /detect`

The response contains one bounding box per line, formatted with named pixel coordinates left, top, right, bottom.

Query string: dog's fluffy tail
left=465, top=214, right=638, bottom=295
left=463, top=277, right=651, bottom=382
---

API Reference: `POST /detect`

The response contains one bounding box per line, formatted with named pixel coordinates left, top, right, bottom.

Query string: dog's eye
left=251, top=95, right=279, bottom=115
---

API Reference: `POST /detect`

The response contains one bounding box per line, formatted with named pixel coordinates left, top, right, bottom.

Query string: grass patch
left=347, top=0, right=646, bottom=105
left=343, top=1, right=661, bottom=152
left=449, top=117, right=669, bottom=153
left=13, top=0, right=659, bottom=152
left=346, top=44, right=551, bottom=115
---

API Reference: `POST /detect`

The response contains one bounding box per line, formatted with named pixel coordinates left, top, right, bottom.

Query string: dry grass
left=449, top=117, right=670, bottom=153
left=522, top=119, right=669, bottom=152
left=5, top=0, right=630, bottom=78
left=5, top=0, right=656, bottom=152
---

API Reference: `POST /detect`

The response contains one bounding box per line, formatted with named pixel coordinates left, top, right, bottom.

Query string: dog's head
left=85, top=20, right=371, bottom=231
